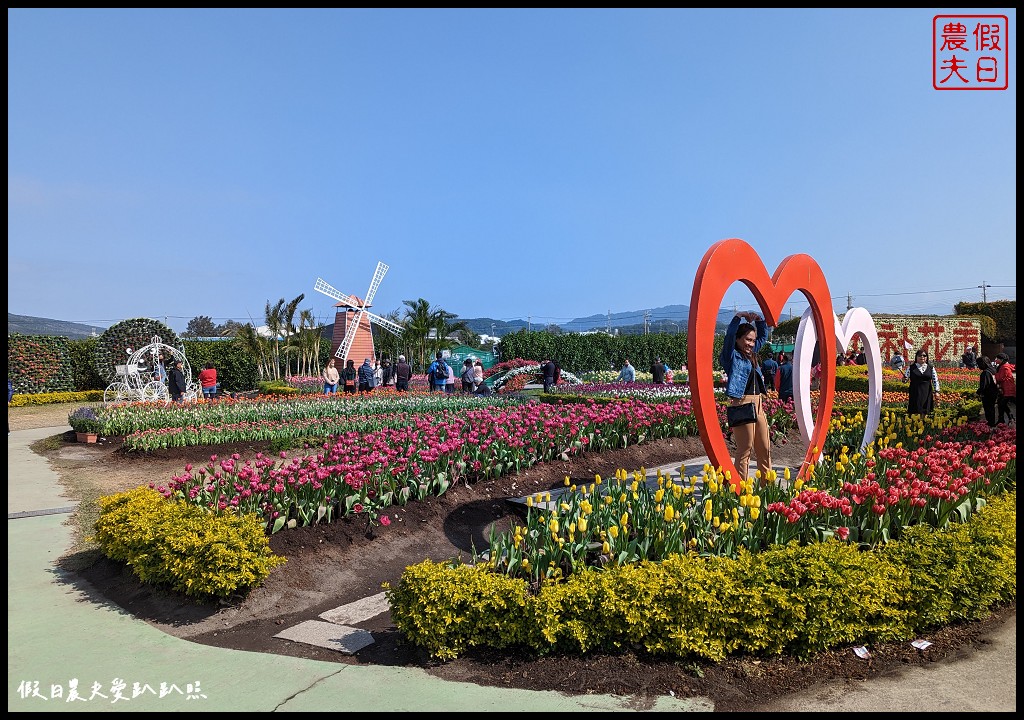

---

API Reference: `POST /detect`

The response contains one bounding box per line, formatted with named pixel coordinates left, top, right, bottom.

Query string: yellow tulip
left=620, top=512, right=629, bottom=527
left=608, top=525, right=619, bottom=538
left=654, top=488, right=665, bottom=503
left=602, top=541, right=610, bottom=554
left=750, top=507, right=760, bottom=520
left=564, top=476, right=570, bottom=486
left=664, top=505, right=675, bottom=522
left=526, top=496, right=533, bottom=508
left=713, top=516, right=720, bottom=528
left=549, top=518, right=559, bottom=533
left=577, top=518, right=587, bottom=533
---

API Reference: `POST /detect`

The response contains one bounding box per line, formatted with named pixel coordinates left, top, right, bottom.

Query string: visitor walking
left=167, top=359, right=187, bottom=403
left=461, top=359, right=476, bottom=393
left=993, top=352, right=1016, bottom=424
left=380, top=358, right=395, bottom=388
left=198, top=362, right=218, bottom=399
left=962, top=345, right=978, bottom=370
left=720, top=311, right=772, bottom=483
left=428, top=353, right=449, bottom=393
left=761, top=353, right=779, bottom=392
left=395, top=355, right=412, bottom=392
left=905, top=349, right=939, bottom=416
left=616, top=359, right=635, bottom=383
left=890, top=350, right=905, bottom=374
left=650, top=358, right=665, bottom=384
left=777, top=353, right=794, bottom=403
left=445, top=362, right=456, bottom=394
left=975, top=356, right=1000, bottom=427
left=473, top=360, right=484, bottom=391
left=541, top=358, right=556, bottom=393
left=322, top=359, right=340, bottom=394
left=358, top=358, right=376, bottom=393
left=341, top=359, right=357, bottom=394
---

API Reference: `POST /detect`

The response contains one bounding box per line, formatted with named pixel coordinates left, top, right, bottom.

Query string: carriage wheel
left=142, top=381, right=170, bottom=404
left=104, top=382, right=131, bottom=405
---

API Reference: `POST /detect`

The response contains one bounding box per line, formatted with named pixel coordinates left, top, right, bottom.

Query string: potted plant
left=68, top=406, right=103, bottom=443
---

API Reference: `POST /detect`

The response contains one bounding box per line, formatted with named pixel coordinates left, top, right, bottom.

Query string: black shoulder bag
left=726, top=365, right=760, bottom=427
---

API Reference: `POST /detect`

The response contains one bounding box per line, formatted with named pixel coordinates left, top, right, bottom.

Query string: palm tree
left=233, top=324, right=273, bottom=381
left=264, top=299, right=286, bottom=380
left=373, top=308, right=405, bottom=365
left=296, top=308, right=320, bottom=376
left=402, top=298, right=435, bottom=371
left=281, top=294, right=304, bottom=378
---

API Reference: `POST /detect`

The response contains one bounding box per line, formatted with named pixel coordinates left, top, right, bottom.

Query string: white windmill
left=314, top=261, right=404, bottom=366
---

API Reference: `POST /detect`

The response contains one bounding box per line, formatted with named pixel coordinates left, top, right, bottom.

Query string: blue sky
left=8, top=8, right=1016, bottom=334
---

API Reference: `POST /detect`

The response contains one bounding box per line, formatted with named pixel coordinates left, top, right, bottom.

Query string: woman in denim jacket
left=719, top=311, right=772, bottom=483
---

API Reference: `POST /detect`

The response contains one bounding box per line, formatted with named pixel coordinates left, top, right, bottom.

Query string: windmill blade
left=336, top=309, right=367, bottom=362
left=366, top=311, right=404, bottom=336
left=314, top=277, right=359, bottom=308
left=362, top=262, right=389, bottom=307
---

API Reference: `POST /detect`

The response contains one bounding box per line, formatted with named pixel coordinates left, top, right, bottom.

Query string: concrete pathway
left=8, top=427, right=1015, bottom=712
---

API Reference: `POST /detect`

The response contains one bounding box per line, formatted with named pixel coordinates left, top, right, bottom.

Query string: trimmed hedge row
left=386, top=491, right=1015, bottom=661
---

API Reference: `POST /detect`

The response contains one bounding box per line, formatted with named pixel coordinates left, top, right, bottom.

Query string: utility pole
left=979, top=282, right=991, bottom=303
left=846, top=293, right=853, bottom=311
left=607, top=310, right=611, bottom=334
left=528, top=316, right=531, bottom=332
left=643, top=310, right=650, bottom=335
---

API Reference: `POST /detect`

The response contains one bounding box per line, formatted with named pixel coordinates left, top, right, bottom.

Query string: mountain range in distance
left=458, top=304, right=730, bottom=336
left=8, top=300, right=959, bottom=340
left=8, top=314, right=106, bottom=339
left=9, top=307, right=714, bottom=339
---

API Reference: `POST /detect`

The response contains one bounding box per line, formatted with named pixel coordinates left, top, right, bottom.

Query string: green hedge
left=386, top=491, right=1015, bottom=661
left=497, top=330, right=706, bottom=374
left=955, top=300, right=1015, bottom=344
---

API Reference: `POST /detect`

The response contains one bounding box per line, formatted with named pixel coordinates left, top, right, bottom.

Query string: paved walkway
left=8, top=427, right=1015, bottom=712
left=7, top=427, right=710, bottom=712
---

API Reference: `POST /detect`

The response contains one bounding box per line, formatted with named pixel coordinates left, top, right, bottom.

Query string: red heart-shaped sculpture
left=687, top=239, right=836, bottom=492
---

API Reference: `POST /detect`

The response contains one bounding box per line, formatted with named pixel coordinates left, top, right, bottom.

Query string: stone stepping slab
left=274, top=592, right=390, bottom=654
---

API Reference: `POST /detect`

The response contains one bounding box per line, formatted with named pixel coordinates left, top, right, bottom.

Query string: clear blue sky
left=8, top=8, right=1017, bottom=334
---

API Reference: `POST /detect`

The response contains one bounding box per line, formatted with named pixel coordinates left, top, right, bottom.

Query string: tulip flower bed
left=157, top=397, right=702, bottom=533
left=110, top=392, right=520, bottom=449
left=551, top=382, right=691, bottom=401
left=482, top=417, right=1015, bottom=583
left=490, top=364, right=583, bottom=393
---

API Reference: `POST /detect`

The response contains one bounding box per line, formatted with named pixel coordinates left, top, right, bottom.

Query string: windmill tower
left=314, top=261, right=404, bottom=366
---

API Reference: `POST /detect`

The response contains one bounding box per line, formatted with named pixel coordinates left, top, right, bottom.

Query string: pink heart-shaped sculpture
left=794, top=307, right=882, bottom=455
left=687, top=239, right=835, bottom=492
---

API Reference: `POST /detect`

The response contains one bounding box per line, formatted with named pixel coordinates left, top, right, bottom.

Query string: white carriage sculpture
left=103, top=336, right=201, bottom=405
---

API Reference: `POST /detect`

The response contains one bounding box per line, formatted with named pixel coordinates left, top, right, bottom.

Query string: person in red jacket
left=993, top=353, right=1016, bottom=425
left=198, top=362, right=218, bottom=400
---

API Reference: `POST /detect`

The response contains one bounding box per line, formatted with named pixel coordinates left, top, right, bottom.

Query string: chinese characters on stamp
left=934, top=15, right=1009, bottom=90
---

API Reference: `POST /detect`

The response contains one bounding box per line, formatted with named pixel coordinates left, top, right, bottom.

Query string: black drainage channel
left=8, top=506, right=78, bottom=519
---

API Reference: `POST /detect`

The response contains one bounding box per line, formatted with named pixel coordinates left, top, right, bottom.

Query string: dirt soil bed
left=22, top=405, right=1013, bottom=711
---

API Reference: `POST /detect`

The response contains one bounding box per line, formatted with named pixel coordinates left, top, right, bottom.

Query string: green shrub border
left=386, top=491, right=1015, bottom=661
left=92, top=487, right=287, bottom=599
